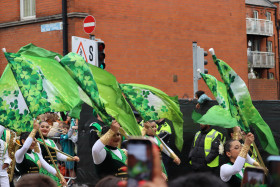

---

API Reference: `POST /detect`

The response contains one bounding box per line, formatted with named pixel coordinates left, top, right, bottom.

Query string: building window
left=253, top=10, right=258, bottom=19
left=266, top=12, right=271, bottom=21
left=267, top=41, right=273, bottom=52
left=20, top=0, right=36, bottom=20
left=253, top=39, right=260, bottom=51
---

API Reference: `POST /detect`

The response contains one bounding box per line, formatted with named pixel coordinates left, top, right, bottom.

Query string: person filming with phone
left=92, top=120, right=127, bottom=179
left=220, top=133, right=260, bottom=187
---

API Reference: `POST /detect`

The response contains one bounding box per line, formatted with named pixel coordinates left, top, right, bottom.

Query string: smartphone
left=127, top=138, right=153, bottom=187
left=241, top=167, right=265, bottom=187
left=267, top=156, right=280, bottom=187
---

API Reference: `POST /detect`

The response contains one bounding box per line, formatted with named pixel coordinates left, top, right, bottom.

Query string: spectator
left=169, top=172, right=227, bottom=187
left=118, top=141, right=168, bottom=187
left=15, top=174, right=57, bottom=187
left=60, top=121, right=77, bottom=183
left=95, top=175, right=122, bottom=187
left=195, top=90, right=211, bottom=109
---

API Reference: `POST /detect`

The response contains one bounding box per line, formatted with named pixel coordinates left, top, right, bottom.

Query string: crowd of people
left=0, top=112, right=80, bottom=187
left=0, top=90, right=276, bottom=187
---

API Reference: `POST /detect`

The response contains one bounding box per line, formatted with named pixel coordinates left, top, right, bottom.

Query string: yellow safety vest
left=193, top=129, right=224, bottom=167
left=157, top=122, right=172, bottom=135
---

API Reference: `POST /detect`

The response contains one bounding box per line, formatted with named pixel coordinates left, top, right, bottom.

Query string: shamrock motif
left=3, top=90, right=11, bottom=97
left=161, top=105, right=168, bottom=112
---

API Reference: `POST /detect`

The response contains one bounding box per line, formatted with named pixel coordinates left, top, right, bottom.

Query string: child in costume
left=60, top=121, right=76, bottom=182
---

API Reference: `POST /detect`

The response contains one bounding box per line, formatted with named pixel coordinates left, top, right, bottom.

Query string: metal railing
left=248, top=51, right=275, bottom=68
left=246, top=18, right=273, bottom=36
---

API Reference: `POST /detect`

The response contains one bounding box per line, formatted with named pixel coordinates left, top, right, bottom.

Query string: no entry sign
left=83, top=15, right=96, bottom=34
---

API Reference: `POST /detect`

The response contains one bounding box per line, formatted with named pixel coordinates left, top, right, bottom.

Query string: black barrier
left=76, top=100, right=280, bottom=185
left=76, top=103, right=99, bottom=186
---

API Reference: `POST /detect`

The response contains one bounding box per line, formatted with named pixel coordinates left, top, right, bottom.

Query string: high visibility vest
left=193, top=129, right=223, bottom=167
left=157, top=122, right=172, bottom=135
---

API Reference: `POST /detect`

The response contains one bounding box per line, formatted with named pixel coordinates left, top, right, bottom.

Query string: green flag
left=196, top=105, right=238, bottom=128
left=198, top=73, right=238, bottom=128
left=211, top=53, right=279, bottom=155
left=0, top=65, right=33, bottom=132
left=89, top=66, right=141, bottom=136
left=200, top=73, right=229, bottom=110
left=120, top=83, right=184, bottom=151
left=2, top=44, right=85, bottom=132
left=59, top=52, right=112, bottom=125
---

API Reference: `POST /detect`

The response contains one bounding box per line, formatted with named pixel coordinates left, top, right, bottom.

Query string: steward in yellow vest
left=189, top=124, right=224, bottom=175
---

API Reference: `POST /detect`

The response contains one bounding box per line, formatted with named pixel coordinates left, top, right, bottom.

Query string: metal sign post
left=193, top=42, right=198, bottom=98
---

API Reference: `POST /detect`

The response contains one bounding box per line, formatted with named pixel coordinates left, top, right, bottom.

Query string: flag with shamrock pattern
left=0, top=65, right=33, bottom=132
left=211, top=53, right=279, bottom=155
left=59, top=52, right=112, bottom=125
left=2, top=44, right=85, bottom=132
left=120, top=83, right=183, bottom=151
left=196, top=73, right=238, bottom=128
left=89, top=65, right=141, bottom=136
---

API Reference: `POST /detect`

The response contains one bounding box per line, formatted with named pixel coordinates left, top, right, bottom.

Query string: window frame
left=253, top=10, right=258, bottom=19
left=267, top=41, right=273, bottom=52
left=20, top=0, right=36, bottom=20
left=253, top=39, right=260, bottom=51
left=266, top=12, right=271, bottom=21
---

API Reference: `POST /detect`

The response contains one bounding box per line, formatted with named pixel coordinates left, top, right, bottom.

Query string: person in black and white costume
left=220, top=133, right=260, bottom=187
left=15, top=120, right=66, bottom=186
left=92, top=120, right=127, bottom=178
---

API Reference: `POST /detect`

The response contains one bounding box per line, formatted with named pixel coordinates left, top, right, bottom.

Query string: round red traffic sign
left=83, top=15, right=96, bottom=34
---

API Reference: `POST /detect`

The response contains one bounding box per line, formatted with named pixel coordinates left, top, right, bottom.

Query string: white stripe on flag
left=84, top=22, right=95, bottom=27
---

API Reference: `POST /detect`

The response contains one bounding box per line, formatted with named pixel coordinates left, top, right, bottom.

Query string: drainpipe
left=275, top=7, right=280, bottom=99
left=62, top=0, right=68, bottom=56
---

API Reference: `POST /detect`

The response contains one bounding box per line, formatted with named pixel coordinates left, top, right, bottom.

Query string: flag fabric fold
left=88, top=65, right=141, bottom=136
left=60, top=52, right=141, bottom=136
left=0, top=65, right=33, bottom=132
left=59, top=52, right=112, bottom=125
left=197, top=73, right=238, bottom=128
left=120, top=83, right=184, bottom=151
left=211, top=54, right=279, bottom=155
left=2, top=44, right=88, bottom=132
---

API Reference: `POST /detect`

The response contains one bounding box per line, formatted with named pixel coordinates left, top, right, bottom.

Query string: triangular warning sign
left=76, top=42, right=88, bottom=62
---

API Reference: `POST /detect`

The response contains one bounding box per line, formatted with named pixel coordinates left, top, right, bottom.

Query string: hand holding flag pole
left=36, top=140, right=75, bottom=159
left=146, top=122, right=181, bottom=165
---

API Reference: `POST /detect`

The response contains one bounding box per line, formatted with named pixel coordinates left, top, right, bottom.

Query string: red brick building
left=1, top=0, right=277, bottom=100
left=246, top=0, right=279, bottom=100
